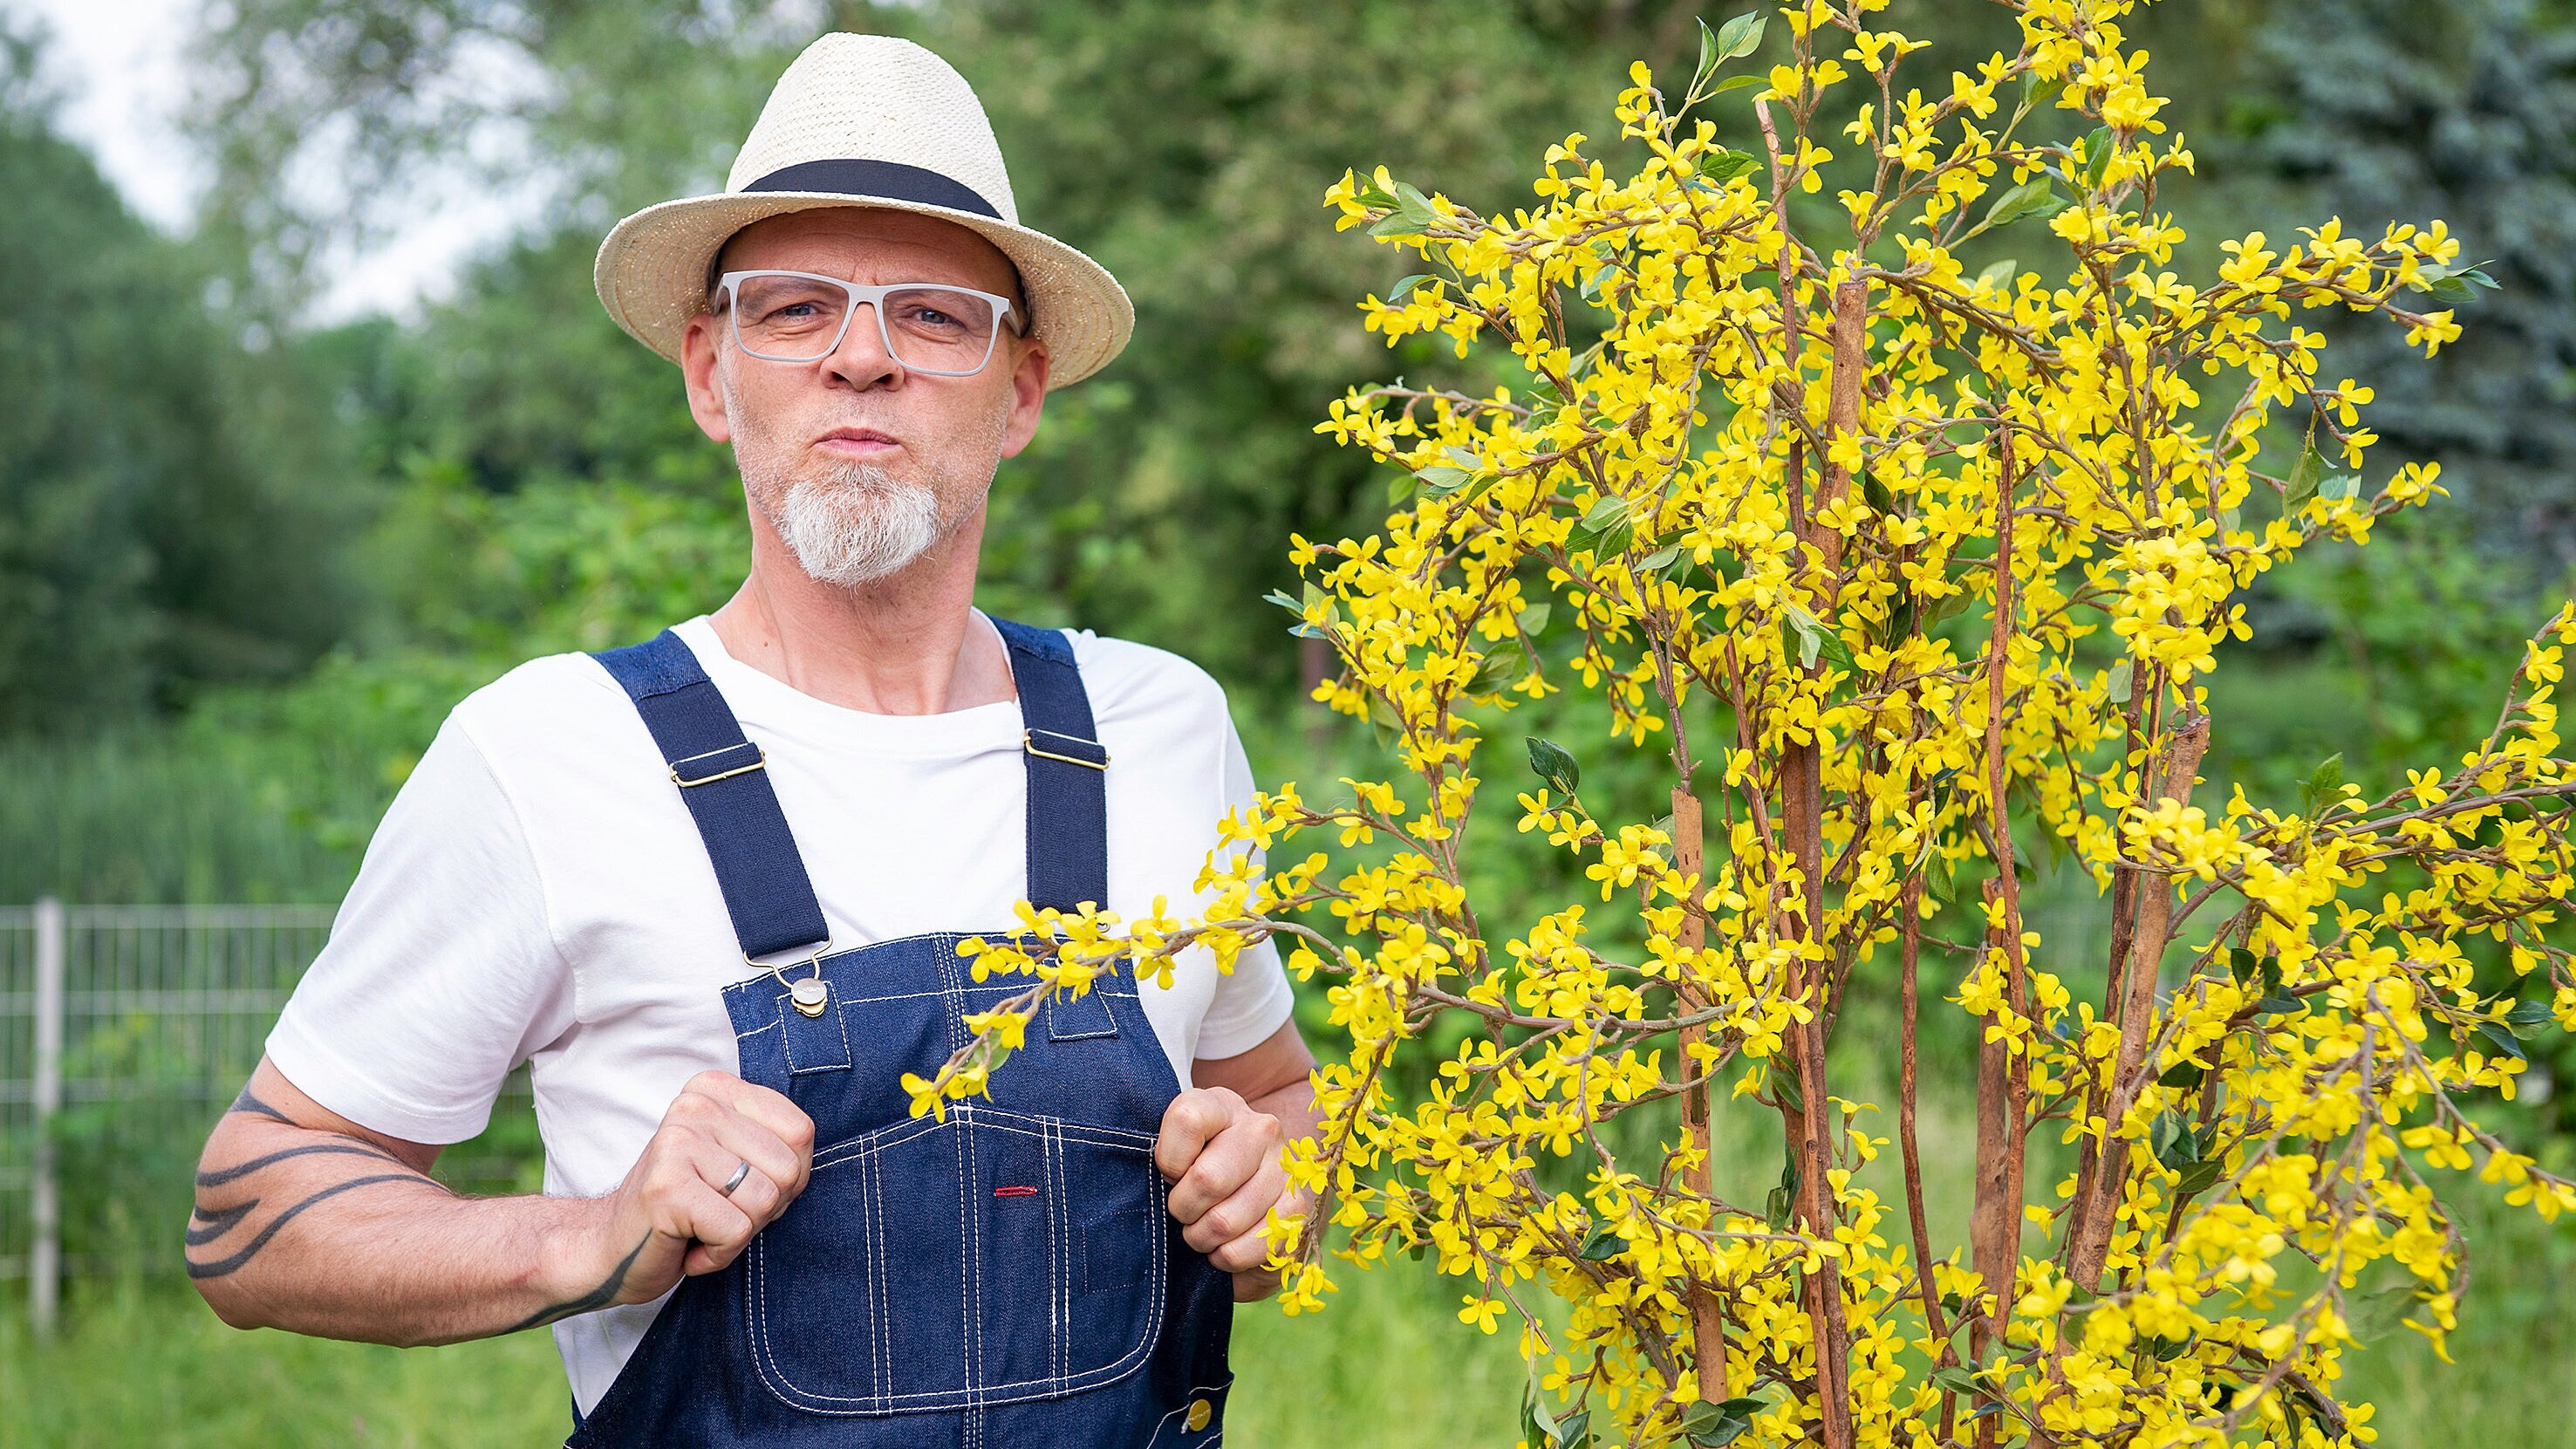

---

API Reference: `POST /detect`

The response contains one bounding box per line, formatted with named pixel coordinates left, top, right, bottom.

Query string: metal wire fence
left=0, top=901, right=537, bottom=1332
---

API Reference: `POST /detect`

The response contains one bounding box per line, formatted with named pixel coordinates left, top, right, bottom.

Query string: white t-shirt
left=263, top=609, right=1295, bottom=1414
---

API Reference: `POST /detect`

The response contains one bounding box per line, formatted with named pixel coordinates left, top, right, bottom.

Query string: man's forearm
left=188, top=1085, right=621, bottom=1347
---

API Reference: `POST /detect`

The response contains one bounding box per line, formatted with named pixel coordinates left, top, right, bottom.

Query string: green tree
left=0, top=20, right=361, bottom=730
left=2218, top=0, right=2576, bottom=564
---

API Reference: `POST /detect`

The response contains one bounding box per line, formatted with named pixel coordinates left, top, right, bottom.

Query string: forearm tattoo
left=184, top=1087, right=447, bottom=1282
left=501, top=1230, right=653, bottom=1334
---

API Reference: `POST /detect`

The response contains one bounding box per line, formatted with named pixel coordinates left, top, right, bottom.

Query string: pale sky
left=8, top=0, right=531, bottom=320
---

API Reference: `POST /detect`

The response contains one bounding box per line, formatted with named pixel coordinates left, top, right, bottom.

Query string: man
left=186, top=33, right=1316, bottom=1448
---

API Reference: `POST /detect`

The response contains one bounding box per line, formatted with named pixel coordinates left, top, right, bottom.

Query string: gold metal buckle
left=746, top=939, right=836, bottom=1016
left=671, top=743, right=767, bottom=788
left=1022, top=728, right=1110, bottom=770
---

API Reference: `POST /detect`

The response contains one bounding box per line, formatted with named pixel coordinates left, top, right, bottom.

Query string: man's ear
left=681, top=312, right=734, bottom=444
left=999, top=333, right=1049, bottom=461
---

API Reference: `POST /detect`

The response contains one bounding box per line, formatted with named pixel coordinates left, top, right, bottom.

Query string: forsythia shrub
left=909, top=2, right=2576, bottom=1445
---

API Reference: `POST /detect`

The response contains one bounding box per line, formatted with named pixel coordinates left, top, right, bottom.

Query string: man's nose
left=821, top=299, right=903, bottom=388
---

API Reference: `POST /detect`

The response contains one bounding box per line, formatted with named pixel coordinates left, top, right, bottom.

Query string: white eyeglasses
left=713, top=270, right=1024, bottom=374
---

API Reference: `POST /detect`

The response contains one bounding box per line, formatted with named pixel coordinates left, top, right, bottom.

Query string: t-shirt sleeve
left=1189, top=699, right=1298, bottom=1062
left=263, top=712, right=575, bottom=1144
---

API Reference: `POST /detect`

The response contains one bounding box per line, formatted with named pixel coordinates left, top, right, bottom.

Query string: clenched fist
left=1155, top=1086, right=1312, bottom=1302
left=557, top=1070, right=817, bottom=1309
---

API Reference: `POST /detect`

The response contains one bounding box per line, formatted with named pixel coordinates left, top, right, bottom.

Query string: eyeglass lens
left=730, top=275, right=1001, bottom=371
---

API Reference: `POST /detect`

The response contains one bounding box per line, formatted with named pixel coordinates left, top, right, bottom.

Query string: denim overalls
left=564, top=617, right=1233, bottom=1446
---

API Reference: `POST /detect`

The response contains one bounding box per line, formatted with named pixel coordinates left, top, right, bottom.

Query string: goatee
left=758, top=461, right=946, bottom=586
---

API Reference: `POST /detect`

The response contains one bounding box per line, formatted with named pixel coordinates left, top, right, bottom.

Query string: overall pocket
left=746, top=1104, right=1167, bottom=1416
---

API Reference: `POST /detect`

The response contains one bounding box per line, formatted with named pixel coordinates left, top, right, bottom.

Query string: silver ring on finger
left=719, top=1159, right=753, bottom=1198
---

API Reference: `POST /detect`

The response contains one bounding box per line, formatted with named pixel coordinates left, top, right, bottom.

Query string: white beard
left=760, top=461, right=946, bottom=586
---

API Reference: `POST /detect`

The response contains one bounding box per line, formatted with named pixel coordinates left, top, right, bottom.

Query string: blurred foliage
left=0, top=18, right=362, bottom=731
left=0, top=2, right=2569, bottom=1124
left=2216, top=0, right=2576, bottom=564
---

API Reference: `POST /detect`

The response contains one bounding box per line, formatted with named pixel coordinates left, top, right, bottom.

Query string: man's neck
left=706, top=502, right=1015, bottom=714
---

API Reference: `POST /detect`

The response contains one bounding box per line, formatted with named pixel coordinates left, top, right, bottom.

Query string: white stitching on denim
left=811, top=985, right=1139, bottom=1008
left=1048, top=1117, right=1066, bottom=1384
left=867, top=1146, right=886, bottom=1399
left=958, top=1104, right=1159, bottom=1151
left=952, top=1102, right=972, bottom=1408
left=808, top=1112, right=945, bottom=1172
left=1142, top=1378, right=1236, bottom=1446
left=742, top=1122, right=1169, bottom=1411
left=778, top=988, right=852, bottom=1076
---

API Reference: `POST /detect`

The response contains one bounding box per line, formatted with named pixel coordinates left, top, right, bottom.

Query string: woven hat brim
left=594, top=191, right=1134, bottom=390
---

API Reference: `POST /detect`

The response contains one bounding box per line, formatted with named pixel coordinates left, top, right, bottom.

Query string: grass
left=1, top=1193, right=2566, bottom=1449
left=0, top=1266, right=1527, bottom=1448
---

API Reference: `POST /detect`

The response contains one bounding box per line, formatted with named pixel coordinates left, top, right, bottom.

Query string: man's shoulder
left=442, top=644, right=638, bottom=761
left=1059, top=625, right=1232, bottom=726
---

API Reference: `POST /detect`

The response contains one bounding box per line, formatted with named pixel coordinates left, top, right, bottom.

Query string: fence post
left=31, top=896, right=64, bottom=1340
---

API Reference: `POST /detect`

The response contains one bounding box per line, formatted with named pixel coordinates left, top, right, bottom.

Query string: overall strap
left=987, top=616, right=1112, bottom=914
left=591, top=619, right=1109, bottom=954
left=591, top=630, right=831, bottom=960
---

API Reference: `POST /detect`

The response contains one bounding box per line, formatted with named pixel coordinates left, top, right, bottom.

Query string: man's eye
left=905, top=307, right=959, bottom=328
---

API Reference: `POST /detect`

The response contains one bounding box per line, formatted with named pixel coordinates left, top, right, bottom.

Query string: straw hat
left=593, top=33, right=1132, bottom=389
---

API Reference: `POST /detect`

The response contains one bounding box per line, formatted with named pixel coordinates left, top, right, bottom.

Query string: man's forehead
left=715, top=207, right=1020, bottom=291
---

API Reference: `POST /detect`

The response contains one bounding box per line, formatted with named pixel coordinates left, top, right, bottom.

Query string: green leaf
left=1715, top=10, right=1766, bottom=62
left=2411, top=258, right=2504, bottom=304
left=2320, top=473, right=2361, bottom=504
left=2285, top=441, right=2325, bottom=506
left=1709, top=73, right=1766, bottom=96
left=1782, top=605, right=1854, bottom=674
left=2021, top=72, right=2065, bottom=107
left=1416, top=465, right=1472, bottom=494
left=1929, top=1366, right=1980, bottom=1396
left=2299, top=753, right=2345, bottom=818
left=2158, top=1057, right=2206, bottom=1090
left=1694, top=17, right=1718, bottom=85
left=1554, top=1408, right=1592, bottom=1448
left=1465, top=648, right=1522, bottom=696
left=2504, top=998, right=2555, bottom=1035
left=2106, top=660, right=2134, bottom=705
left=1578, top=1216, right=1623, bottom=1261
left=1918, top=586, right=1972, bottom=628
left=1367, top=181, right=1438, bottom=239
left=2173, top=1156, right=2225, bottom=1197
left=1974, top=256, right=2019, bottom=298
left=1384, top=273, right=1432, bottom=304
left=1518, top=600, right=1553, bottom=637
left=1979, top=177, right=2067, bottom=232
left=1782, top=605, right=1826, bottom=670
left=2081, top=125, right=2115, bottom=187
left=1527, top=736, right=1582, bottom=796
left=1682, top=1398, right=1757, bottom=1448
left=1263, top=589, right=1302, bottom=614
left=1925, top=850, right=1958, bottom=905
left=2151, top=1111, right=2196, bottom=1170
left=1695, top=147, right=1764, bottom=183
left=2476, top=1022, right=2529, bottom=1062
left=2309, top=752, right=2345, bottom=801
left=2145, top=1333, right=2194, bottom=1362
left=1637, top=542, right=1683, bottom=575
left=1576, top=495, right=1630, bottom=530
left=1366, top=689, right=1403, bottom=750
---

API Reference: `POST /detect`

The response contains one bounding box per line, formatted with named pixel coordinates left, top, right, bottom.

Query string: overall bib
left=564, top=618, right=1234, bottom=1447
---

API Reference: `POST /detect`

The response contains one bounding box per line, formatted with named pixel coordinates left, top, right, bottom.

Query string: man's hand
left=188, top=1059, right=819, bottom=1347
left=1156, top=1086, right=1305, bottom=1300
left=553, top=1070, right=817, bottom=1313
